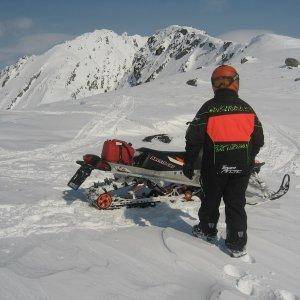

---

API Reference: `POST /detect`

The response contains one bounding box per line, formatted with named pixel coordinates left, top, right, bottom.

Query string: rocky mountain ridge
left=129, top=25, right=243, bottom=85
left=1, top=25, right=299, bottom=110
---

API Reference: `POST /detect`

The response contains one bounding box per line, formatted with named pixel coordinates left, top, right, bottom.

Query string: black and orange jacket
left=185, top=89, right=264, bottom=174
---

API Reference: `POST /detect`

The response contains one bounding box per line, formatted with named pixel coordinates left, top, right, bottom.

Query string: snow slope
left=0, top=27, right=300, bottom=299
left=0, top=30, right=146, bottom=110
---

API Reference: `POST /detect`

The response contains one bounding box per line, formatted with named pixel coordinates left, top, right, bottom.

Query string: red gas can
left=101, top=139, right=135, bottom=165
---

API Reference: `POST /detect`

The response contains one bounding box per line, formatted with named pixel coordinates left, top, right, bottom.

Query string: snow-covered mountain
left=129, top=25, right=243, bottom=85
left=1, top=25, right=299, bottom=110
left=0, top=30, right=146, bottom=110
left=129, top=26, right=300, bottom=85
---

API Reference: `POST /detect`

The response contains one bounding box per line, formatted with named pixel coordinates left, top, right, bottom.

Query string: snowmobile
left=67, top=139, right=290, bottom=210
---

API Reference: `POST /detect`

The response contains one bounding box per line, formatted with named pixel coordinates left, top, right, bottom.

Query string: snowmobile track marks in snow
left=0, top=96, right=135, bottom=167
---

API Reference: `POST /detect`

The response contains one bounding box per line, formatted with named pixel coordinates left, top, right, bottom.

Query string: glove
left=183, top=164, right=194, bottom=180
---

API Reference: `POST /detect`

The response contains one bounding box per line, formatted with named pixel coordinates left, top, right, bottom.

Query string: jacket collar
left=214, top=88, right=238, bottom=100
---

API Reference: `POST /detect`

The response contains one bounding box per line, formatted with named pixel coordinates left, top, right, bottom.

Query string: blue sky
left=0, top=0, right=299, bottom=68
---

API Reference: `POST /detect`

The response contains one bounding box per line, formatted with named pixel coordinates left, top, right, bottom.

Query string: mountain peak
left=129, top=25, right=240, bottom=85
left=0, top=29, right=147, bottom=110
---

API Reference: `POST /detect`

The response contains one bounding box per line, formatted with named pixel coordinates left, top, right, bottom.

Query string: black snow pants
left=199, top=167, right=250, bottom=249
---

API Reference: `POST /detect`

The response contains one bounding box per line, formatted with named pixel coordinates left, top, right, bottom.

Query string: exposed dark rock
left=7, top=71, right=41, bottom=110
left=190, top=39, right=201, bottom=48
left=145, top=60, right=168, bottom=83
left=155, top=46, right=165, bottom=56
left=1, top=75, right=9, bottom=87
left=66, top=69, right=77, bottom=85
left=147, top=36, right=155, bottom=45
left=155, top=64, right=165, bottom=74
left=179, top=28, right=188, bottom=35
left=186, top=78, right=198, bottom=86
left=133, top=39, right=139, bottom=48
left=143, top=134, right=172, bottom=144
left=145, top=74, right=154, bottom=83
left=221, top=52, right=234, bottom=63
left=175, top=49, right=190, bottom=60
left=295, top=78, right=300, bottom=82
left=208, top=43, right=216, bottom=50
left=175, top=40, right=202, bottom=60
left=285, top=58, right=299, bottom=67
left=87, top=79, right=98, bottom=91
left=133, top=67, right=141, bottom=81
left=241, top=57, right=248, bottom=64
left=223, top=41, right=232, bottom=51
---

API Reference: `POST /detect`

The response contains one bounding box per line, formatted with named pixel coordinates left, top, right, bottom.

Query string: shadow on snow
left=62, top=188, right=88, bottom=205
left=124, top=202, right=197, bottom=234
left=62, top=187, right=197, bottom=235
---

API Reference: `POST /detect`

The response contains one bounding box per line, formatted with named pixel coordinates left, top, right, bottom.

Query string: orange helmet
left=211, top=65, right=239, bottom=93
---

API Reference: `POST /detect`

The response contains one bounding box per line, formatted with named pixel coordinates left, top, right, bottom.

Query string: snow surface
left=0, top=26, right=300, bottom=299
left=218, top=29, right=275, bottom=44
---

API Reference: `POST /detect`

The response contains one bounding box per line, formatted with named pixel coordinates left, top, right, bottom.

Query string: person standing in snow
left=183, top=65, right=264, bottom=256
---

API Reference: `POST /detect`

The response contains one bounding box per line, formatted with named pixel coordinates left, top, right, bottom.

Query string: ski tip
left=269, top=173, right=291, bottom=201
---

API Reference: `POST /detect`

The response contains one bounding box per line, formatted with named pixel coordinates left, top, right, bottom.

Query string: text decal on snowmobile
left=149, top=156, right=175, bottom=169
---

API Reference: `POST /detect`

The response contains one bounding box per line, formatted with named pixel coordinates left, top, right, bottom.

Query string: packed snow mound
left=0, top=29, right=146, bottom=110
left=218, top=29, right=274, bottom=44
left=247, top=33, right=300, bottom=52
left=128, top=25, right=243, bottom=85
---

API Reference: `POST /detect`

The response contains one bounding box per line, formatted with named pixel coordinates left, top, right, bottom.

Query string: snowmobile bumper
left=68, top=155, right=112, bottom=190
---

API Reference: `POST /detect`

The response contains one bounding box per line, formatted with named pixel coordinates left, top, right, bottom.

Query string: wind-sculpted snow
left=0, top=227, right=297, bottom=299
left=247, top=33, right=300, bottom=52
left=0, top=30, right=299, bottom=299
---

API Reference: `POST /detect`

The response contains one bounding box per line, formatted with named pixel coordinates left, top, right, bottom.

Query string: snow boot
left=192, top=224, right=217, bottom=244
left=225, top=230, right=247, bottom=258
left=225, top=244, right=247, bottom=258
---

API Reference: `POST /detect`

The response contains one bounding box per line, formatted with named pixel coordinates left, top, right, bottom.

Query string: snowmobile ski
left=246, top=173, right=290, bottom=205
